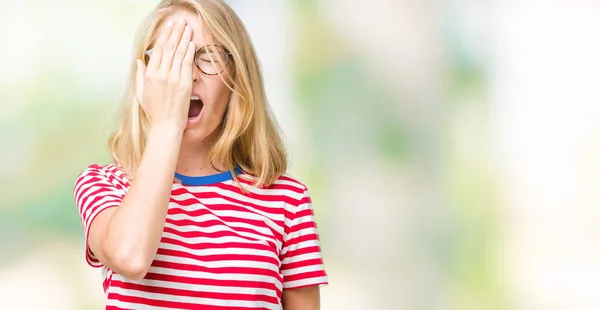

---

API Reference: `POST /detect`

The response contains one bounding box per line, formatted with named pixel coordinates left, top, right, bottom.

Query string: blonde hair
left=109, top=0, right=287, bottom=188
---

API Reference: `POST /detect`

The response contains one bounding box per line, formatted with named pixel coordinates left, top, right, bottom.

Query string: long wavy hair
left=109, top=0, right=287, bottom=188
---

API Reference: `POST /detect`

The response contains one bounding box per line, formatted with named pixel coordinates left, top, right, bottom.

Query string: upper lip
left=191, top=92, right=202, bottom=101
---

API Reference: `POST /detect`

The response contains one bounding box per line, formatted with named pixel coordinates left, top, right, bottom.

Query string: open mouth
left=189, top=96, right=203, bottom=118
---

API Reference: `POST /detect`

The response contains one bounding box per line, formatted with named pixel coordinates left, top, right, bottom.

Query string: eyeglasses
left=144, top=44, right=232, bottom=76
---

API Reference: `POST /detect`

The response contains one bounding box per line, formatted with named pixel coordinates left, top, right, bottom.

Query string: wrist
left=148, top=122, right=184, bottom=141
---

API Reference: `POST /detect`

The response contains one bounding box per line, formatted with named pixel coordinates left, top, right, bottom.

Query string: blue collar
left=174, top=167, right=243, bottom=186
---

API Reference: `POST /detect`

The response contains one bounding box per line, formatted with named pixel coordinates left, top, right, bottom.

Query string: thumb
left=135, top=59, right=146, bottom=104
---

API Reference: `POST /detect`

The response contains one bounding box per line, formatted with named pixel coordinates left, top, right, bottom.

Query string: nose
left=192, top=65, right=200, bottom=84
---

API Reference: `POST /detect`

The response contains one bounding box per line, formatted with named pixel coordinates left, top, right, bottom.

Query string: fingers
left=180, top=41, right=196, bottom=82
left=146, top=20, right=174, bottom=71
left=158, top=17, right=187, bottom=74
left=170, top=25, right=192, bottom=80
left=135, top=59, right=146, bottom=103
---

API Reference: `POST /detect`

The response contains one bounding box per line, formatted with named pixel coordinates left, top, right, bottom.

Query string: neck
left=176, top=136, right=224, bottom=177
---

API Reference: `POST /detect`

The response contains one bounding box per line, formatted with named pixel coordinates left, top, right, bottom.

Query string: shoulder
left=74, top=162, right=130, bottom=189
left=271, top=173, right=309, bottom=193
left=268, top=173, right=311, bottom=206
left=236, top=171, right=310, bottom=203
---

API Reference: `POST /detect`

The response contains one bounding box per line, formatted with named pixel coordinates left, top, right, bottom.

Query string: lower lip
left=187, top=108, right=203, bottom=125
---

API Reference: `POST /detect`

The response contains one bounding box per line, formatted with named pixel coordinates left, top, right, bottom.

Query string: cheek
left=208, top=80, right=231, bottom=115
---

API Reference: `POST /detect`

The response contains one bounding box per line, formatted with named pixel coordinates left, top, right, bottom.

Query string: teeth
left=191, top=96, right=200, bottom=100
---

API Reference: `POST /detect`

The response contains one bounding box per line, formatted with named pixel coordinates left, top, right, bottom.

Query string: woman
left=73, top=0, right=328, bottom=309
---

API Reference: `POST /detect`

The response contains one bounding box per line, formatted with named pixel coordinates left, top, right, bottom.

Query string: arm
left=283, top=286, right=321, bottom=310
left=87, top=125, right=182, bottom=280
left=83, top=17, right=195, bottom=280
left=280, top=187, right=328, bottom=308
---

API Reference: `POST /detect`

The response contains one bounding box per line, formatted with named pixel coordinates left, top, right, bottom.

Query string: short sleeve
left=73, top=164, right=124, bottom=268
left=280, top=188, right=328, bottom=289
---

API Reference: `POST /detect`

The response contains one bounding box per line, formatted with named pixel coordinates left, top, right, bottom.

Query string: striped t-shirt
left=74, top=163, right=328, bottom=309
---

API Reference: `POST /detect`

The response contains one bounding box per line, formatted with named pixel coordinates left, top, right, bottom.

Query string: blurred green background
left=2, top=1, right=600, bottom=309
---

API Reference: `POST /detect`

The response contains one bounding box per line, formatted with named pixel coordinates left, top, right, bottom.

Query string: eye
left=198, top=53, right=224, bottom=63
left=195, top=45, right=231, bottom=75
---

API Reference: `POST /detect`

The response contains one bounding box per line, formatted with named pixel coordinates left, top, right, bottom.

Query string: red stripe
left=282, top=233, right=318, bottom=248
left=170, top=188, right=298, bottom=215
left=163, top=219, right=278, bottom=245
left=78, top=188, right=122, bottom=216
left=164, top=211, right=283, bottom=242
left=144, top=271, right=282, bottom=292
left=83, top=197, right=121, bottom=221
left=76, top=176, right=111, bottom=206
left=273, top=175, right=305, bottom=186
left=170, top=196, right=293, bottom=222
left=161, top=227, right=276, bottom=250
left=109, top=293, right=271, bottom=309
left=280, top=258, right=324, bottom=271
left=150, top=259, right=281, bottom=279
left=282, top=245, right=322, bottom=259
left=104, top=167, right=130, bottom=188
left=237, top=176, right=305, bottom=192
left=156, top=247, right=279, bottom=266
left=168, top=204, right=285, bottom=229
left=111, top=280, right=279, bottom=304
left=282, top=270, right=327, bottom=283
left=286, top=219, right=316, bottom=234
left=103, top=272, right=112, bottom=293
left=214, top=182, right=303, bottom=205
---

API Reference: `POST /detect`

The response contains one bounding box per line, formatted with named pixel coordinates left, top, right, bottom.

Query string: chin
left=182, top=126, right=211, bottom=144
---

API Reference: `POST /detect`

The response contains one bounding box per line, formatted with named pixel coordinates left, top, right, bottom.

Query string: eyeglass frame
left=144, top=44, right=233, bottom=76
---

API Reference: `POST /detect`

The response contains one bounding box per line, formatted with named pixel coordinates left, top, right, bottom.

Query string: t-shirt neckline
left=174, top=167, right=243, bottom=186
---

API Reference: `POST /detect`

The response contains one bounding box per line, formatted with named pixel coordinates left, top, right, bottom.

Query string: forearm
left=104, top=124, right=183, bottom=277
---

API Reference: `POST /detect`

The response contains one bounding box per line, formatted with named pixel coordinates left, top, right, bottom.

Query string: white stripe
left=83, top=199, right=119, bottom=224
left=153, top=253, right=280, bottom=272
left=161, top=230, right=280, bottom=252
left=158, top=242, right=280, bottom=262
left=74, top=172, right=101, bottom=200
left=110, top=283, right=280, bottom=308
left=283, top=276, right=328, bottom=289
left=106, top=165, right=129, bottom=181
left=75, top=178, right=101, bottom=208
left=233, top=182, right=304, bottom=200
left=169, top=204, right=284, bottom=233
left=286, top=227, right=319, bottom=240
left=106, top=298, right=174, bottom=310
left=147, top=266, right=281, bottom=288
left=191, top=180, right=302, bottom=199
left=162, top=220, right=280, bottom=248
left=80, top=185, right=120, bottom=216
left=160, top=229, right=281, bottom=253
left=289, top=215, right=316, bottom=229
left=182, top=186, right=286, bottom=210
left=160, top=230, right=269, bottom=246
left=271, top=176, right=305, bottom=189
left=281, top=252, right=323, bottom=265
left=282, top=264, right=326, bottom=277
left=166, top=211, right=276, bottom=237
left=198, top=196, right=285, bottom=220
left=170, top=192, right=283, bottom=219
left=284, top=239, right=320, bottom=252
left=137, top=277, right=278, bottom=297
